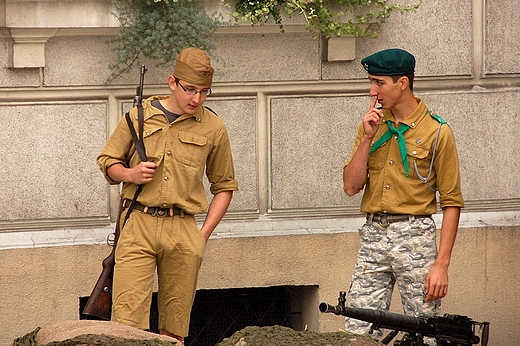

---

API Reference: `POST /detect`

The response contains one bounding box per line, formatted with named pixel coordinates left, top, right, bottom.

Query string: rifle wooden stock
left=83, top=207, right=121, bottom=320
left=82, top=250, right=115, bottom=320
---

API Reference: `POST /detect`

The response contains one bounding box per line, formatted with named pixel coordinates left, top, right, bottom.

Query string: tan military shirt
left=97, top=96, right=238, bottom=215
left=345, top=98, right=464, bottom=215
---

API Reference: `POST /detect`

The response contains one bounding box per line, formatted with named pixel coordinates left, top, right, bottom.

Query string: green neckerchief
left=369, top=120, right=411, bottom=177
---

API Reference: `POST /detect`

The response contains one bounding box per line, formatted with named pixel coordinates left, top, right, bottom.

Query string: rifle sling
left=122, top=104, right=147, bottom=226
left=125, top=104, right=147, bottom=162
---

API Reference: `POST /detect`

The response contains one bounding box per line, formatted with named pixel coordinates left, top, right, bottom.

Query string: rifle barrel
left=133, top=64, right=147, bottom=107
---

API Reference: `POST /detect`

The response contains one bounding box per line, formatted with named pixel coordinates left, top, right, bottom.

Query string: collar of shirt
left=143, top=95, right=203, bottom=123
left=380, top=97, right=428, bottom=130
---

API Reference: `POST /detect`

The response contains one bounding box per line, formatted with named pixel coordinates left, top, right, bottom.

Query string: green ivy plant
left=225, top=0, right=422, bottom=39
left=108, top=0, right=421, bottom=81
left=107, top=0, right=225, bottom=83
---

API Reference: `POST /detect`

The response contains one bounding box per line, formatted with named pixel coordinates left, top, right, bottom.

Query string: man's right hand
left=362, top=96, right=384, bottom=139
left=127, top=162, right=157, bottom=184
left=107, top=162, right=157, bottom=185
left=342, top=96, right=383, bottom=196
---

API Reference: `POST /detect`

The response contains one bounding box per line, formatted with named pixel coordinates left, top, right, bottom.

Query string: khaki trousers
left=111, top=209, right=206, bottom=337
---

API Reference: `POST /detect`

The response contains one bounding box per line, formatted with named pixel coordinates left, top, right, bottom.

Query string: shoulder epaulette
left=429, top=111, right=447, bottom=125
left=204, top=106, right=219, bottom=117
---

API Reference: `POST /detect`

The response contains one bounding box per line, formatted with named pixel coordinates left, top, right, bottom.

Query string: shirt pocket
left=406, top=143, right=430, bottom=177
left=141, top=127, right=163, bottom=163
left=128, top=126, right=163, bottom=165
left=176, top=130, right=208, bottom=167
left=368, top=141, right=387, bottom=171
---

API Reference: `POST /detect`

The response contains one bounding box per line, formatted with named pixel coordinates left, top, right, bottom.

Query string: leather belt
left=367, top=213, right=431, bottom=227
left=122, top=199, right=185, bottom=217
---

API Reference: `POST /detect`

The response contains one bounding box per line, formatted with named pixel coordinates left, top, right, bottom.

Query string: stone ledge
left=1, top=210, right=519, bottom=250
left=3, top=0, right=118, bottom=28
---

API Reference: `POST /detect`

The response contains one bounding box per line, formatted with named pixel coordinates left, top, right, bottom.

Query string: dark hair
left=391, top=73, right=415, bottom=91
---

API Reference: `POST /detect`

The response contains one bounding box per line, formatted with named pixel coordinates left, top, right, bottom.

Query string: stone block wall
left=0, top=0, right=519, bottom=345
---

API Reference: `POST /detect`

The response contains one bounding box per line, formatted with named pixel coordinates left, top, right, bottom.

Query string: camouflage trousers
left=345, top=215, right=441, bottom=344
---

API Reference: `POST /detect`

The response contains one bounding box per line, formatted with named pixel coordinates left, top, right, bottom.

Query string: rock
left=14, top=320, right=180, bottom=346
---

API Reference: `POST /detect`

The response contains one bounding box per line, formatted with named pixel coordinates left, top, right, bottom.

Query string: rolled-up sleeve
left=96, top=113, right=134, bottom=185
left=205, top=125, right=238, bottom=195
left=435, top=125, right=464, bottom=209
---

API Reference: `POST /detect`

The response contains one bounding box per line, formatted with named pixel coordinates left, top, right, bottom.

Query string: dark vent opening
left=81, top=285, right=315, bottom=346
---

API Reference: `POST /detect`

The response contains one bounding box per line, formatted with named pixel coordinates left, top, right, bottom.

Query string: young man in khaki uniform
left=342, top=48, right=463, bottom=344
left=97, top=47, right=238, bottom=344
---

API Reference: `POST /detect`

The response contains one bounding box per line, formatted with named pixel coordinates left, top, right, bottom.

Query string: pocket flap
left=407, top=144, right=429, bottom=159
left=179, top=131, right=207, bottom=146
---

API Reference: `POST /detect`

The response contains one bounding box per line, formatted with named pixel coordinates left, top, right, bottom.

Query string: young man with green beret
left=342, top=48, right=464, bottom=344
left=97, top=47, right=238, bottom=344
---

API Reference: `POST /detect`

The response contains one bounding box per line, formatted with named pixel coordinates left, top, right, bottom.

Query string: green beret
left=361, top=48, right=415, bottom=76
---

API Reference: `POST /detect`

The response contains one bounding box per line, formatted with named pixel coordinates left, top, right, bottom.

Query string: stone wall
left=1, top=0, right=519, bottom=345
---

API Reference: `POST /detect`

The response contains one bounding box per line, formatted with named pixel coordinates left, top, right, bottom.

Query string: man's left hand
left=424, top=264, right=448, bottom=302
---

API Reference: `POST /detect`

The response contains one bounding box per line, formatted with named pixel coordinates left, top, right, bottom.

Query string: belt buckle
left=152, top=208, right=168, bottom=217
left=379, top=214, right=390, bottom=227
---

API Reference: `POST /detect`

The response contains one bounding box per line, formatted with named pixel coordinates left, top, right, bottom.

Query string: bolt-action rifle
left=319, top=291, right=490, bottom=346
left=82, top=65, right=147, bottom=320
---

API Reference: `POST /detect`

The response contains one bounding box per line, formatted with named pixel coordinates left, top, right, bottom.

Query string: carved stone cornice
left=1, top=0, right=117, bottom=68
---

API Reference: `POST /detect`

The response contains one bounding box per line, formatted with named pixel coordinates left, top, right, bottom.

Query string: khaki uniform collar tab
left=143, top=95, right=168, bottom=121
left=194, top=106, right=204, bottom=122
left=401, top=98, right=427, bottom=129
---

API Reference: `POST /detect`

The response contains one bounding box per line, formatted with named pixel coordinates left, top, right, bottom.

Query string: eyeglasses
left=176, top=80, right=212, bottom=97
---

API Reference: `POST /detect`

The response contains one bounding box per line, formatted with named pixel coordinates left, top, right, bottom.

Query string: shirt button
left=393, top=135, right=398, bottom=140
left=385, top=184, right=390, bottom=190
left=389, top=160, right=394, bottom=165
left=167, top=151, right=172, bottom=156
left=412, top=150, right=417, bottom=155
left=164, top=176, right=168, bottom=181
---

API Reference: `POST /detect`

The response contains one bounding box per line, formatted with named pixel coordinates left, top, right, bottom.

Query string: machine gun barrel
left=319, top=302, right=424, bottom=335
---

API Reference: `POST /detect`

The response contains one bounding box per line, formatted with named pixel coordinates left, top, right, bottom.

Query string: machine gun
left=319, top=291, right=489, bottom=346
left=82, top=65, right=147, bottom=320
